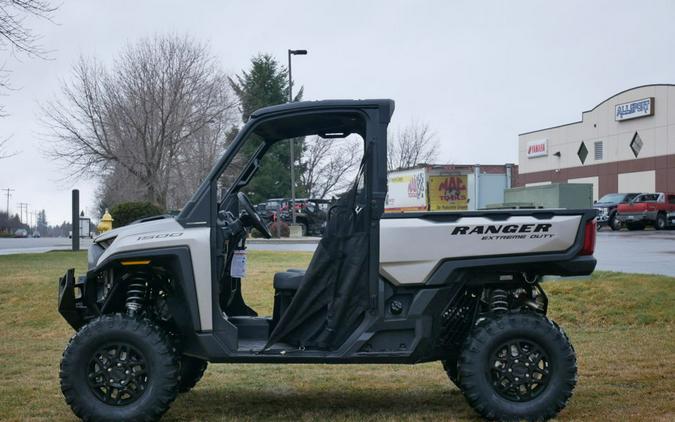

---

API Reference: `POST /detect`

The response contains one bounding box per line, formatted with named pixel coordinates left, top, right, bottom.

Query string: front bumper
left=58, top=269, right=90, bottom=330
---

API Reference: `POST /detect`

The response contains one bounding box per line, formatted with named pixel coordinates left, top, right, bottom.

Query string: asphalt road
left=0, top=237, right=92, bottom=256
left=1, top=231, right=674, bottom=277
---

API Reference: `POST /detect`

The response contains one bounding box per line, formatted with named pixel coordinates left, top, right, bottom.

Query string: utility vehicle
left=58, top=100, right=597, bottom=421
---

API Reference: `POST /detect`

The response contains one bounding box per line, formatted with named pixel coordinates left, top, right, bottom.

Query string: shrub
left=110, top=202, right=165, bottom=228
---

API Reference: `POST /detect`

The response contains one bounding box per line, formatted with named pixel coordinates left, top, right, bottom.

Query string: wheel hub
left=489, top=339, right=551, bottom=402
left=87, top=343, right=148, bottom=405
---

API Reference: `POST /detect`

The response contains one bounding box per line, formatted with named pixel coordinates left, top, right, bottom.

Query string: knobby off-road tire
left=60, top=314, right=180, bottom=422
left=442, top=358, right=460, bottom=387
left=458, top=311, right=577, bottom=421
left=178, top=356, right=208, bottom=393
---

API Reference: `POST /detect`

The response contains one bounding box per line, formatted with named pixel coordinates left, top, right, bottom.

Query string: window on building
left=630, top=132, right=643, bottom=158
left=594, top=141, right=603, bottom=160
left=577, top=141, right=588, bottom=164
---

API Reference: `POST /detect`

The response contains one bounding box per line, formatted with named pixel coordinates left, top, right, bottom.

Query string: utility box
left=504, top=183, right=593, bottom=209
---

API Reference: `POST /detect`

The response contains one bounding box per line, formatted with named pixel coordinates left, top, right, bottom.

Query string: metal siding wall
left=478, top=173, right=508, bottom=208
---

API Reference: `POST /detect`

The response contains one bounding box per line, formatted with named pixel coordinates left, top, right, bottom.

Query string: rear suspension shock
left=489, top=288, right=509, bottom=313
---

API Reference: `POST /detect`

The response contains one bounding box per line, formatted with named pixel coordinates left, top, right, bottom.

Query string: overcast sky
left=1, top=0, right=674, bottom=224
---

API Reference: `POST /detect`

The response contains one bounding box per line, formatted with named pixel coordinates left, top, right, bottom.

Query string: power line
left=2, top=188, right=14, bottom=214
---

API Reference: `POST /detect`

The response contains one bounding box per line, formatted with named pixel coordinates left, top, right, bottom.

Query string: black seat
left=273, top=270, right=305, bottom=291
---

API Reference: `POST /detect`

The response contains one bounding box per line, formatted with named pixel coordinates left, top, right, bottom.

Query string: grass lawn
left=0, top=250, right=673, bottom=421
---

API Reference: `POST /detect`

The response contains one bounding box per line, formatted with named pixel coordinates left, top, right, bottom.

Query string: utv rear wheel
left=458, top=312, right=577, bottom=421
left=178, top=356, right=208, bottom=393
left=60, top=314, right=179, bottom=422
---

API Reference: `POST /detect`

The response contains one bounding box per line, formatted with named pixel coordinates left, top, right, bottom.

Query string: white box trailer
left=385, top=164, right=515, bottom=212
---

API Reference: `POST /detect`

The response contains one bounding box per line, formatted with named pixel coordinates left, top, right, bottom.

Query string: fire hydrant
left=97, top=209, right=114, bottom=233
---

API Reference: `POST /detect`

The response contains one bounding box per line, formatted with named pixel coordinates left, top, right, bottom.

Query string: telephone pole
left=2, top=188, right=14, bottom=214
left=18, top=202, right=29, bottom=224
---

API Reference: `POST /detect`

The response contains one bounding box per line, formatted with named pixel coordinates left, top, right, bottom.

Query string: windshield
left=597, top=193, right=626, bottom=203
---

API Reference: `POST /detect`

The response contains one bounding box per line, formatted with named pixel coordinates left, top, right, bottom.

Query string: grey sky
left=1, top=0, right=674, bottom=224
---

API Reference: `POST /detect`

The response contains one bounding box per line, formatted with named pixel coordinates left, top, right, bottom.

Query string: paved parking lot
left=594, top=229, right=675, bottom=277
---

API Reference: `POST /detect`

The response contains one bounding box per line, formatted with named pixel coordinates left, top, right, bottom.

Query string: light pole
left=287, top=49, right=307, bottom=225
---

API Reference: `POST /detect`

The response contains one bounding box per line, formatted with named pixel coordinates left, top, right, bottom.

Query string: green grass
left=0, top=251, right=674, bottom=421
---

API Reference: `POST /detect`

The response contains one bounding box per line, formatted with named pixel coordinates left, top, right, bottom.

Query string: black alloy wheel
left=87, top=342, right=148, bottom=405
left=489, top=339, right=551, bottom=402
left=457, top=311, right=577, bottom=421
left=60, top=314, right=179, bottom=422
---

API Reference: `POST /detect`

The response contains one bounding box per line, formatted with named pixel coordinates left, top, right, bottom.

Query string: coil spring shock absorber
left=125, top=272, right=148, bottom=317
left=489, top=288, right=509, bottom=313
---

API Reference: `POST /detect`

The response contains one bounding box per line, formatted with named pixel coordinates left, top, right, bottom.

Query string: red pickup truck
left=616, top=192, right=675, bottom=230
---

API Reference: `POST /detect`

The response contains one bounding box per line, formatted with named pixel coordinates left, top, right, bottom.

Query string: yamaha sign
left=615, top=97, right=654, bottom=121
left=527, top=139, right=548, bottom=158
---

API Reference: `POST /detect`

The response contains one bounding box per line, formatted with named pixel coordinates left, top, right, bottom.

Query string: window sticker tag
left=230, top=250, right=247, bottom=278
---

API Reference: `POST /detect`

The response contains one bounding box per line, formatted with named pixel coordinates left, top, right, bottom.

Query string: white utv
left=58, top=100, right=597, bottom=421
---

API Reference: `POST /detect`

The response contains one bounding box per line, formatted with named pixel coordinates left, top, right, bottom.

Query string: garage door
left=618, top=170, right=656, bottom=193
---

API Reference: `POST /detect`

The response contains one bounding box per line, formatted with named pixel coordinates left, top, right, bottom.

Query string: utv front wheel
left=178, top=355, right=208, bottom=393
left=458, top=312, right=577, bottom=421
left=60, top=314, right=179, bottom=422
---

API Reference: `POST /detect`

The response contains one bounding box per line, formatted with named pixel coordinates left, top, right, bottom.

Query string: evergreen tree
left=228, top=54, right=306, bottom=203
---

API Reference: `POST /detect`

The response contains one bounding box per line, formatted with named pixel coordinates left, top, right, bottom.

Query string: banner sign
left=429, top=175, right=468, bottom=211
left=385, top=168, right=427, bottom=212
left=526, top=139, right=548, bottom=158
left=615, top=97, right=654, bottom=121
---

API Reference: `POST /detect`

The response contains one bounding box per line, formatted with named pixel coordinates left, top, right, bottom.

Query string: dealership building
left=517, top=84, right=675, bottom=200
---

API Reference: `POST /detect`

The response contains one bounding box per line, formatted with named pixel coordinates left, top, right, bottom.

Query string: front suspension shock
left=125, top=272, right=148, bottom=317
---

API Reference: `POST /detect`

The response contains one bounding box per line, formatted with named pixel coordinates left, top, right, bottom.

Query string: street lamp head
left=289, top=49, right=308, bottom=55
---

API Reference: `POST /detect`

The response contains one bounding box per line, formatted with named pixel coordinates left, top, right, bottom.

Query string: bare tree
left=387, top=120, right=440, bottom=171
left=0, top=136, right=16, bottom=159
left=0, top=0, right=56, bottom=56
left=301, top=136, right=361, bottom=199
left=42, top=35, right=237, bottom=209
left=0, top=0, right=57, bottom=115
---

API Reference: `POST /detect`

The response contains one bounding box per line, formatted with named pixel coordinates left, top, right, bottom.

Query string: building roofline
left=518, top=83, right=675, bottom=136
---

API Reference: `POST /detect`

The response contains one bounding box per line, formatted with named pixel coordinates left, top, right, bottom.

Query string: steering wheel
left=237, top=192, right=272, bottom=239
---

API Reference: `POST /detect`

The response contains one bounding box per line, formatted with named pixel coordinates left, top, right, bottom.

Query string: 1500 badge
left=450, top=224, right=554, bottom=240
left=136, top=232, right=184, bottom=240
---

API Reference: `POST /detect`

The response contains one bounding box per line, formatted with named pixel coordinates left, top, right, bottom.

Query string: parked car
left=255, top=198, right=286, bottom=225
left=280, top=198, right=331, bottom=235
left=32, top=231, right=41, bottom=238
left=593, top=192, right=639, bottom=230
left=14, top=228, right=28, bottom=238
left=616, top=192, right=675, bottom=230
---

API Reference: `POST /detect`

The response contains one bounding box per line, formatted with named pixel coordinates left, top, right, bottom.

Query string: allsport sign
left=615, top=97, right=654, bottom=121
